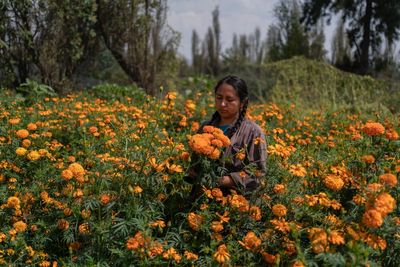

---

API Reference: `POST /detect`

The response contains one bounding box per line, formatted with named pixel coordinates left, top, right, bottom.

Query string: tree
left=0, top=0, right=98, bottom=91
left=331, top=20, right=352, bottom=70
left=302, top=0, right=400, bottom=74
left=265, top=0, right=311, bottom=62
left=96, top=0, right=180, bottom=95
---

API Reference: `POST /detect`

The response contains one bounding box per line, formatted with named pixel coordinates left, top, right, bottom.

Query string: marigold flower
left=16, top=129, right=29, bottom=139
left=78, top=223, right=89, bottom=234
left=99, top=194, right=111, bottom=205
left=362, top=209, right=383, bottom=228
left=238, top=231, right=261, bottom=251
left=324, top=174, right=344, bottom=191
left=13, top=221, right=27, bottom=232
left=273, top=183, right=286, bottom=194
left=149, top=220, right=166, bottom=228
left=379, top=173, right=397, bottom=187
left=81, top=209, right=91, bottom=219
left=15, top=147, right=27, bottom=156
left=9, top=118, right=21, bottom=125
left=308, top=227, right=328, bottom=253
left=126, top=232, right=145, bottom=250
left=68, top=163, right=85, bottom=179
left=184, top=251, right=198, bottom=261
left=6, top=196, right=20, bottom=209
left=187, top=212, right=204, bottom=231
left=61, top=169, right=73, bottom=181
left=249, top=205, right=262, bottom=221
left=328, top=230, right=345, bottom=245
left=133, top=186, right=143, bottom=193
left=147, top=241, right=163, bottom=257
left=27, top=123, right=37, bottom=131
left=292, top=260, right=305, bottom=267
left=57, top=219, right=69, bottom=231
left=261, top=252, right=277, bottom=264
left=163, top=247, right=181, bottom=263
left=229, top=194, right=249, bottom=212
left=27, top=150, right=41, bottom=161
left=361, top=122, right=385, bottom=136
left=289, top=164, right=307, bottom=177
left=374, top=192, right=396, bottom=216
left=21, top=139, right=31, bottom=148
left=385, top=129, right=399, bottom=140
left=362, top=155, right=375, bottom=164
left=210, top=221, right=224, bottom=233
left=272, top=204, right=287, bottom=217
left=213, top=244, right=230, bottom=264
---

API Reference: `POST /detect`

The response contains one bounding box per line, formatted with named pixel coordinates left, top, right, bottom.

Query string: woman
left=186, top=75, right=267, bottom=196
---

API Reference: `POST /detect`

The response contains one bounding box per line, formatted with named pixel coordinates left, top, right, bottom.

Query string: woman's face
left=215, top=83, right=242, bottom=124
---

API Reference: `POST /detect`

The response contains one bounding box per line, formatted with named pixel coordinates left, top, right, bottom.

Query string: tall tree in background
left=302, top=0, right=400, bottom=75
left=96, top=0, right=180, bottom=95
left=266, top=0, right=320, bottom=61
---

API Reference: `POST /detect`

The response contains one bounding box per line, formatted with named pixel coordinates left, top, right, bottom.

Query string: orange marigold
left=289, top=164, right=307, bottom=177
left=210, top=221, right=224, bottom=233
left=68, top=163, right=85, bottom=178
left=184, top=251, right=198, bottom=261
left=213, top=244, right=230, bottom=264
left=249, top=205, right=262, bottom=221
left=374, top=192, right=396, bottom=216
left=238, top=231, right=261, bottom=251
left=229, top=194, right=249, bottom=212
left=16, top=129, right=29, bottom=139
left=362, top=209, right=383, bottom=228
left=27, top=150, right=40, bottom=161
left=379, top=173, right=397, bottom=187
left=362, top=155, right=375, bottom=164
left=324, top=174, right=344, bottom=191
left=328, top=230, right=345, bottom=245
left=61, top=169, right=73, bottom=181
left=272, top=204, right=287, bottom=217
left=13, top=221, right=27, bottom=232
left=187, top=212, right=204, bottom=231
left=27, top=123, right=37, bottom=131
left=385, top=129, right=399, bottom=140
left=16, top=147, right=27, bottom=156
left=361, top=122, right=385, bottom=136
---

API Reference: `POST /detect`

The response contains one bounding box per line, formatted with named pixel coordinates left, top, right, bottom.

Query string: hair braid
left=227, top=99, right=248, bottom=138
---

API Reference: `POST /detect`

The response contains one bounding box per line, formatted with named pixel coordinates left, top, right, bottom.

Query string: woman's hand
left=218, top=175, right=235, bottom=189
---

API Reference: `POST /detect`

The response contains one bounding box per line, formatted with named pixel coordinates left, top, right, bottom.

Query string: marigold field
left=0, top=86, right=399, bottom=266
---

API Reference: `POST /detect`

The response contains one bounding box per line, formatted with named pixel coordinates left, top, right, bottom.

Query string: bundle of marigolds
left=187, top=125, right=231, bottom=188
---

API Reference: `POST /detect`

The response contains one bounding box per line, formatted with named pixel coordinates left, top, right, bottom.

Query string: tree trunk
left=359, top=0, right=372, bottom=74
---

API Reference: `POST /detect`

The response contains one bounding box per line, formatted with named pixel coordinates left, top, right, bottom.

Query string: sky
left=167, top=0, right=281, bottom=60
left=167, top=0, right=340, bottom=62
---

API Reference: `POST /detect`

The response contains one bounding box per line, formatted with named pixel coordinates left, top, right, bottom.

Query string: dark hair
left=208, top=75, right=249, bottom=138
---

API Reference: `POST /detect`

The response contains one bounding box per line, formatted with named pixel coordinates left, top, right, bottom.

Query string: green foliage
left=246, top=57, right=400, bottom=113
left=16, top=79, right=57, bottom=104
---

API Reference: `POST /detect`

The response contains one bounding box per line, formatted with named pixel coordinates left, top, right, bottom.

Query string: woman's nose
left=221, top=100, right=226, bottom=106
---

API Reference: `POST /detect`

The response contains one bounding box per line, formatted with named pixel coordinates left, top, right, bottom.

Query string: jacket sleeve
left=228, top=130, right=267, bottom=191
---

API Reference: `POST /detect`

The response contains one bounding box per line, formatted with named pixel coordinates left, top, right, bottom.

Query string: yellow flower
left=27, top=150, right=41, bottom=161
left=213, top=244, right=230, bottom=264
left=16, top=147, right=27, bottom=156
left=68, top=163, right=85, bottom=179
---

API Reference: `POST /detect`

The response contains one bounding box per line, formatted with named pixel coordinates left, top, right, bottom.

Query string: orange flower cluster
left=289, top=164, right=307, bottom=177
left=61, top=162, right=85, bottom=183
left=228, top=194, right=249, bottom=212
left=361, top=122, right=385, bottom=136
left=238, top=231, right=262, bottom=251
left=308, top=227, right=329, bottom=253
left=189, top=126, right=230, bottom=159
left=272, top=204, right=287, bottom=217
left=187, top=212, right=204, bottom=231
left=305, top=193, right=342, bottom=210
left=379, top=173, right=397, bottom=187
left=213, top=244, right=230, bottom=264
left=323, top=174, right=344, bottom=191
left=362, top=192, right=396, bottom=228
left=126, top=231, right=165, bottom=258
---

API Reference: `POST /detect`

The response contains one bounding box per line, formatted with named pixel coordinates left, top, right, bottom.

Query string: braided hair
left=208, top=75, right=249, bottom=138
